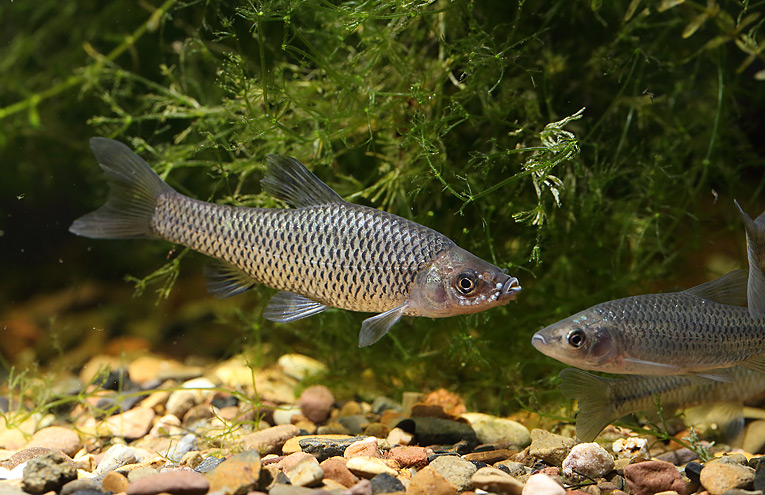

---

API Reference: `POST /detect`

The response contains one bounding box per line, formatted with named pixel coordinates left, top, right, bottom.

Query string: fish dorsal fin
left=735, top=200, right=765, bottom=318
left=557, top=368, right=617, bottom=442
left=263, top=291, right=328, bottom=322
left=683, top=269, right=748, bottom=307
left=261, top=155, right=345, bottom=208
left=204, top=261, right=257, bottom=298
left=359, top=304, right=407, bottom=347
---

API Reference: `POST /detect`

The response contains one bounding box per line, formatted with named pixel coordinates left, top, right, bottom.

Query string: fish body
left=531, top=269, right=765, bottom=378
left=560, top=366, right=765, bottom=442
left=70, top=138, right=521, bottom=346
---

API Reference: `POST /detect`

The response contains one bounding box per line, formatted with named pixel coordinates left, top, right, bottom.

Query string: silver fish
left=560, top=366, right=765, bottom=442
left=531, top=269, right=765, bottom=380
left=70, top=138, right=521, bottom=346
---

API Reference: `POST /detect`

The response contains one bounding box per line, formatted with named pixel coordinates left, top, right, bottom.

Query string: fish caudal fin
left=261, top=154, right=345, bottom=208
left=70, top=138, right=175, bottom=239
left=558, top=368, right=617, bottom=442
left=735, top=200, right=765, bottom=318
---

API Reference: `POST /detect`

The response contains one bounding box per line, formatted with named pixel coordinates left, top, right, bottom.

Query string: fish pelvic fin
left=70, top=138, right=175, bottom=239
left=264, top=291, right=328, bottom=322
left=261, top=155, right=345, bottom=208
left=683, top=269, right=748, bottom=307
left=359, top=304, right=407, bottom=347
left=204, top=261, right=257, bottom=298
left=735, top=199, right=765, bottom=318
left=558, top=368, right=617, bottom=442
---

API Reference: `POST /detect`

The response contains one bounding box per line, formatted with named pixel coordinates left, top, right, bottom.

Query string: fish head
left=407, top=246, right=521, bottom=318
left=531, top=307, right=618, bottom=370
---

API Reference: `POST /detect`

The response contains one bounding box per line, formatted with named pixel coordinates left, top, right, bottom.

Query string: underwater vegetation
left=1, top=0, right=765, bottom=414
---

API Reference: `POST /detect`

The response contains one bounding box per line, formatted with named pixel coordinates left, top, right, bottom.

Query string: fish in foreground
left=559, top=366, right=765, bottom=442
left=70, top=138, right=521, bottom=346
left=531, top=268, right=765, bottom=380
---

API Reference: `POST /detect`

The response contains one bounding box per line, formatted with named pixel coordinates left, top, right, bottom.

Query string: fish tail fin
left=70, top=138, right=175, bottom=239
left=558, top=368, right=617, bottom=442
left=734, top=199, right=765, bottom=318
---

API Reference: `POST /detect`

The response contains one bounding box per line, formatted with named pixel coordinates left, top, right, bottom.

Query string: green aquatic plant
left=2, top=0, right=765, bottom=414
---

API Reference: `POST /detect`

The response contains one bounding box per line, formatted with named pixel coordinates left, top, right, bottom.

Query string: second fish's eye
left=567, top=328, right=586, bottom=348
left=456, top=271, right=477, bottom=295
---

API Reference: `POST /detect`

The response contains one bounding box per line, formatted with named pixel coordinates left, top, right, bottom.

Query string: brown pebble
left=462, top=448, right=516, bottom=464
left=387, top=446, right=427, bottom=469
left=127, top=470, right=210, bottom=495
left=297, top=385, right=335, bottom=424
left=320, top=457, right=359, bottom=488
left=205, top=449, right=261, bottom=495
left=0, top=447, right=54, bottom=469
left=241, top=425, right=299, bottom=455
left=102, top=471, right=129, bottom=493
left=623, top=460, right=688, bottom=495
left=407, top=466, right=458, bottom=495
left=25, top=427, right=82, bottom=457
left=344, top=437, right=381, bottom=459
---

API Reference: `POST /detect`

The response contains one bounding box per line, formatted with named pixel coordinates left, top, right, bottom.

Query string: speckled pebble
left=561, top=442, right=615, bottom=479
left=387, top=445, right=427, bottom=469
left=613, top=437, right=650, bottom=461
left=429, top=455, right=477, bottom=491
left=528, top=429, right=575, bottom=466
left=700, top=460, right=755, bottom=495
left=521, top=472, right=564, bottom=495
left=407, top=465, right=458, bottom=495
left=623, top=460, right=688, bottom=495
left=21, top=450, right=77, bottom=495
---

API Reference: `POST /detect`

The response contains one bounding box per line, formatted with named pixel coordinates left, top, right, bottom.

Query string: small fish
left=531, top=269, right=765, bottom=380
left=559, top=366, right=765, bottom=442
left=70, top=138, right=521, bottom=346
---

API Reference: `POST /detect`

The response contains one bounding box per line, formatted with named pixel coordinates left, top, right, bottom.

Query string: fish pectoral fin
left=740, top=354, right=765, bottom=374
left=204, top=261, right=257, bottom=298
left=263, top=291, right=328, bottom=322
left=359, top=304, right=407, bottom=347
left=683, top=269, right=748, bottom=307
left=261, top=155, right=345, bottom=208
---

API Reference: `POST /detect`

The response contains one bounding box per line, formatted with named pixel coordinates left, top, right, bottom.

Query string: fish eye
left=567, top=328, right=587, bottom=349
left=455, top=271, right=478, bottom=296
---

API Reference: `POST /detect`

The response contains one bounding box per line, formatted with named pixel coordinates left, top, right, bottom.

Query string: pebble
left=24, top=426, right=82, bottom=457
left=319, top=457, right=359, bottom=488
left=241, top=424, right=300, bottom=454
left=166, top=433, right=197, bottom=462
left=561, top=442, right=615, bottom=479
left=277, top=353, right=327, bottom=380
left=521, top=472, right=564, bottom=495
left=166, top=391, right=198, bottom=419
left=344, top=437, right=382, bottom=459
left=345, top=456, right=398, bottom=478
left=410, top=417, right=478, bottom=449
left=429, top=455, right=477, bottom=491
left=407, top=465, right=459, bottom=495
left=97, top=444, right=138, bottom=474
left=104, top=406, right=156, bottom=439
left=472, top=466, right=524, bottom=494
left=460, top=412, right=531, bottom=447
left=612, top=437, right=650, bottom=461
left=528, top=429, right=576, bottom=466
left=744, top=420, right=765, bottom=455
left=205, top=449, right=261, bottom=495
left=700, top=460, right=755, bottom=495
left=338, top=414, right=371, bottom=434
left=756, top=458, right=765, bottom=491
left=387, top=445, right=428, bottom=469
left=149, top=414, right=183, bottom=437
left=298, top=385, right=335, bottom=424
left=656, top=447, right=698, bottom=466
left=284, top=457, right=324, bottom=487
left=623, top=460, right=688, bottom=495
left=60, top=478, right=103, bottom=495
left=102, top=471, right=130, bottom=492
left=285, top=435, right=367, bottom=461
left=369, top=472, right=404, bottom=494
left=194, top=455, right=224, bottom=474
left=21, top=450, right=77, bottom=495
left=273, top=405, right=304, bottom=426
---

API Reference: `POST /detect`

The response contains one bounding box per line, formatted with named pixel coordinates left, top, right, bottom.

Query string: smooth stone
left=149, top=414, right=183, bottom=437
left=205, top=449, right=261, bottom=495
left=25, top=426, right=82, bottom=457
left=97, top=444, right=138, bottom=474
left=165, top=433, right=198, bottom=462
left=102, top=471, right=130, bottom=492
left=345, top=456, right=398, bottom=478
left=386, top=427, right=413, bottom=447
left=756, top=458, right=765, bottom=490
left=273, top=406, right=304, bottom=426
left=494, top=460, right=527, bottom=478
left=521, top=472, right=564, bottom=495
left=338, top=415, right=371, bottom=435
left=242, top=425, right=300, bottom=454
left=166, top=391, right=198, bottom=419
left=369, top=472, right=404, bottom=494
left=410, top=417, right=478, bottom=449
left=406, top=465, right=458, bottom=495
left=561, top=442, right=615, bottom=479
left=460, top=413, right=531, bottom=448
left=344, top=437, right=381, bottom=459
left=277, top=452, right=317, bottom=472
left=386, top=446, right=427, bottom=469
left=127, top=466, right=161, bottom=483
left=471, top=466, right=524, bottom=495
left=60, top=478, right=103, bottom=495
left=700, top=461, right=755, bottom=495
left=462, top=448, right=516, bottom=465
left=371, top=397, right=401, bottom=415
left=320, top=457, right=358, bottom=488
left=21, top=450, right=77, bottom=495
left=277, top=353, right=327, bottom=380
left=685, top=461, right=703, bottom=484
left=126, top=469, right=211, bottom=495
left=656, top=448, right=698, bottom=466
left=744, top=421, right=765, bottom=456
left=285, top=457, right=324, bottom=487
left=362, top=423, right=390, bottom=439
left=429, top=455, right=477, bottom=491
left=528, top=429, right=575, bottom=466
left=297, top=385, right=334, bottom=424
left=104, top=407, right=156, bottom=439
left=623, top=460, right=688, bottom=495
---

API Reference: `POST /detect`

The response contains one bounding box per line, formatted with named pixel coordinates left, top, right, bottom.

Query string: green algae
left=1, top=0, right=765, bottom=415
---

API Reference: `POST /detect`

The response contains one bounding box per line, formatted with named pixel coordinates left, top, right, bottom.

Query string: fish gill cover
left=0, top=0, right=764, bottom=413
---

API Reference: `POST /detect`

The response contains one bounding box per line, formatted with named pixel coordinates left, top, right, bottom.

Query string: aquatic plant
left=2, top=0, right=764, bottom=413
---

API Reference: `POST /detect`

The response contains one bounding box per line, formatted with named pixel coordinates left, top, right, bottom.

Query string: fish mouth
left=499, top=277, right=521, bottom=301
left=531, top=333, right=546, bottom=350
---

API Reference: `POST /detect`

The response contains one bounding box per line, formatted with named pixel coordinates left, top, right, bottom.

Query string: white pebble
left=561, top=442, right=615, bottom=479
left=522, top=473, right=565, bottom=495
left=97, top=444, right=137, bottom=474
left=612, top=437, right=650, bottom=460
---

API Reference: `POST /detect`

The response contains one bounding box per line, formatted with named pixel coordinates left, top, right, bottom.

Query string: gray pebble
left=166, top=433, right=198, bottom=462
left=97, top=444, right=138, bottom=474
left=429, top=455, right=477, bottom=491
left=60, top=478, right=104, bottom=495
left=22, top=451, right=77, bottom=495
left=369, top=473, right=404, bottom=494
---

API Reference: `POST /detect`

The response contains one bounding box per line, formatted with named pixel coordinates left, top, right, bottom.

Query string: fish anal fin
left=204, top=261, right=257, bottom=298
left=683, top=269, right=748, bottom=307
left=359, top=304, right=407, bottom=347
left=261, top=155, right=345, bottom=208
left=264, top=291, right=328, bottom=322
left=740, top=354, right=765, bottom=374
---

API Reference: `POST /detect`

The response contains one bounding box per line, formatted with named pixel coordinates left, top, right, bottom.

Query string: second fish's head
left=408, top=246, right=521, bottom=318
left=531, top=307, right=619, bottom=370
